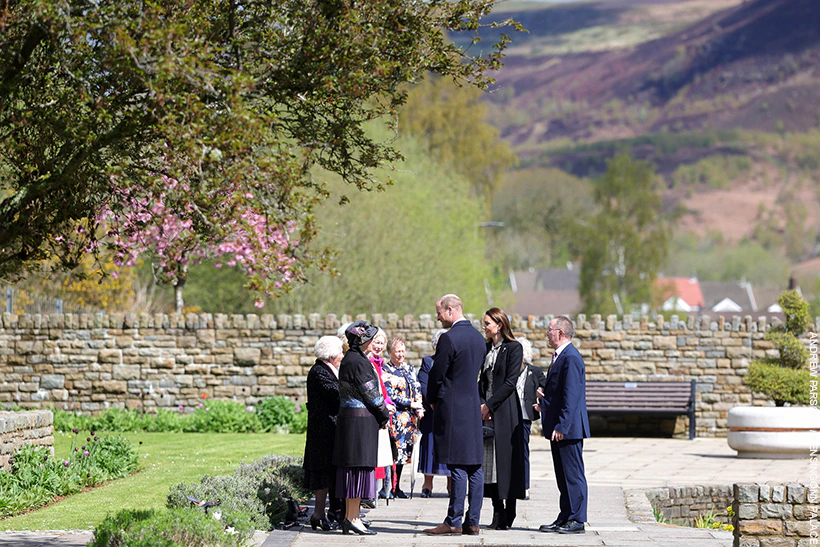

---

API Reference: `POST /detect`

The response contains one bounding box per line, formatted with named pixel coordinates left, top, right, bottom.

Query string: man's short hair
left=438, top=294, right=463, bottom=312
left=553, top=315, right=575, bottom=339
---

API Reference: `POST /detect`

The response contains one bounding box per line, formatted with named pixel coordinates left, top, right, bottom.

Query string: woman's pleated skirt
left=336, top=466, right=376, bottom=499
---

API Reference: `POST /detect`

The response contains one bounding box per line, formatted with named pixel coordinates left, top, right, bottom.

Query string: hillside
left=472, top=0, right=820, bottom=265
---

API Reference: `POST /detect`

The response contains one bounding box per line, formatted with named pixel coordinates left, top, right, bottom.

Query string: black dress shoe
left=420, top=488, right=432, bottom=498
left=556, top=520, right=585, bottom=534
left=309, top=516, right=333, bottom=531
left=360, top=499, right=376, bottom=509
left=393, top=488, right=409, bottom=499
left=342, top=519, right=377, bottom=535
left=539, top=519, right=566, bottom=533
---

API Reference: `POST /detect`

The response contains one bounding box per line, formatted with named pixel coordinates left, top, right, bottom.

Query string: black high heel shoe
left=309, top=515, right=332, bottom=531
left=342, top=518, right=377, bottom=535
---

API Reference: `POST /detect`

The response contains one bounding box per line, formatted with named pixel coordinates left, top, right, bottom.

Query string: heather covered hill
left=485, top=0, right=820, bottom=145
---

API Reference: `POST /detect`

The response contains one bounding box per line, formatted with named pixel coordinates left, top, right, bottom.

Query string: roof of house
left=509, top=289, right=582, bottom=317
left=700, top=281, right=756, bottom=312
left=655, top=277, right=705, bottom=309
left=534, top=268, right=580, bottom=292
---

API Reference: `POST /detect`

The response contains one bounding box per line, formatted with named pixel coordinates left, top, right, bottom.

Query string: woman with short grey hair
left=303, top=335, right=345, bottom=530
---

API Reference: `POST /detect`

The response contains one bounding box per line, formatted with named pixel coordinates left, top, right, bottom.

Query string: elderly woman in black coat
left=480, top=307, right=527, bottom=530
left=333, top=320, right=390, bottom=535
left=303, top=335, right=344, bottom=531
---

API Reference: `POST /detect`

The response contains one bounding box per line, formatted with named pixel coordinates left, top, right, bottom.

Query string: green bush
left=183, top=401, right=264, bottom=433
left=255, top=396, right=297, bottom=433
left=745, top=290, right=813, bottom=406
left=0, top=434, right=139, bottom=517
left=89, top=508, right=252, bottom=547
left=55, top=397, right=304, bottom=434
left=167, top=454, right=308, bottom=529
left=745, top=360, right=810, bottom=406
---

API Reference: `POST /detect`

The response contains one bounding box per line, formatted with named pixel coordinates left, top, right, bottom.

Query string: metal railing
left=3, top=287, right=95, bottom=315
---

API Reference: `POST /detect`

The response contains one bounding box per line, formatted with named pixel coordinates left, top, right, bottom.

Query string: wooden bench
left=586, top=380, right=697, bottom=439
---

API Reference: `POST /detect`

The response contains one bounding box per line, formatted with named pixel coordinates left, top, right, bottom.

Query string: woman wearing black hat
left=333, top=320, right=391, bottom=535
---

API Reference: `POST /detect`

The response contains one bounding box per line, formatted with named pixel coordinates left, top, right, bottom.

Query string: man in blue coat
left=424, top=294, right=486, bottom=536
left=538, top=315, right=590, bottom=535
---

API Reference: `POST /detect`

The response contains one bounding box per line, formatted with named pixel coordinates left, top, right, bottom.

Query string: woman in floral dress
left=382, top=335, right=424, bottom=498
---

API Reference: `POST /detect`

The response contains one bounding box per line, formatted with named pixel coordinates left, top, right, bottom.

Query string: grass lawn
left=0, top=431, right=305, bottom=531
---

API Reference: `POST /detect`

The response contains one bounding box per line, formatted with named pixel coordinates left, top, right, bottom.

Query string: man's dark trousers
left=551, top=438, right=588, bottom=522
left=446, top=464, right=483, bottom=528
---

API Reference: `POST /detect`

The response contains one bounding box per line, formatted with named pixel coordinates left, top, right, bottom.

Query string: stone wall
left=733, top=482, right=817, bottom=547
left=644, top=485, right=734, bottom=526
left=0, top=410, right=54, bottom=469
left=0, top=311, right=812, bottom=437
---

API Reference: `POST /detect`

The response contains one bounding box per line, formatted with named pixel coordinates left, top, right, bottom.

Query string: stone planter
left=727, top=406, right=820, bottom=458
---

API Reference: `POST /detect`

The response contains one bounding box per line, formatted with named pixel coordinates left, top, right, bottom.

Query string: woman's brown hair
left=483, top=307, right=516, bottom=343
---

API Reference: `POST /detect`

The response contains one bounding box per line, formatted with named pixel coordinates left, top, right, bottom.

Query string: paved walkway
left=2, top=437, right=811, bottom=547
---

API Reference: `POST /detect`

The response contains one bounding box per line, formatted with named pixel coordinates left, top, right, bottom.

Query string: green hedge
left=54, top=396, right=305, bottom=434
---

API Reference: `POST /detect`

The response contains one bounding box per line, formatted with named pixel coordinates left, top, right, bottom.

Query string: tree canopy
left=0, top=0, right=516, bottom=303
left=577, top=154, right=670, bottom=315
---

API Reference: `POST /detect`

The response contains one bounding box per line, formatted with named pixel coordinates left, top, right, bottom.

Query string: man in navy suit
left=424, top=294, right=486, bottom=536
left=538, top=315, right=590, bottom=535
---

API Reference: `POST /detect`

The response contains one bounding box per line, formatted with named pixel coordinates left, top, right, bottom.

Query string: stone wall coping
left=0, top=311, right=810, bottom=333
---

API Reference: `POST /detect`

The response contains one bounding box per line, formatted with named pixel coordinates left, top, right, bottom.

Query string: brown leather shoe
left=462, top=525, right=480, bottom=535
left=423, top=523, right=462, bottom=535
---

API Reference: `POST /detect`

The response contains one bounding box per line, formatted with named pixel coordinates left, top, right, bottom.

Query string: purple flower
left=75, top=447, right=79, bottom=452
left=94, top=436, right=98, bottom=441
left=205, top=407, right=210, bottom=412
left=43, top=454, right=48, bottom=461
left=86, top=472, right=90, bottom=478
left=245, top=406, right=254, bottom=412
left=72, top=428, right=79, bottom=434
left=90, top=430, right=95, bottom=436
left=63, top=460, right=69, bottom=467
left=82, top=445, right=86, bottom=450
left=87, top=437, right=91, bottom=441
left=178, top=405, right=183, bottom=411
left=83, top=451, right=89, bottom=456
left=198, top=403, right=203, bottom=408
left=295, top=404, right=301, bottom=412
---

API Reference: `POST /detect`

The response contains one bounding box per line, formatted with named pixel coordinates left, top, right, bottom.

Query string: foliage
left=167, top=455, right=308, bottom=529
left=776, top=289, right=812, bottom=336
left=653, top=506, right=668, bottom=524
left=180, top=128, right=497, bottom=315
left=577, top=154, right=670, bottom=314
left=255, top=397, right=297, bottom=433
left=54, top=398, right=306, bottom=434
left=0, top=434, right=138, bottom=518
left=89, top=508, right=251, bottom=547
left=182, top=401, right=264, bottom=434
left=664, top=233, right=790, bottom=287
left=0, top=0, right=517, bottom=303
left=399, top=76, right=517, bottom=201
left=745, top=360, right=810, bottom=407
left=745, top=291, right=812, bottom=406
left=488, top=167, right=592, bottom=271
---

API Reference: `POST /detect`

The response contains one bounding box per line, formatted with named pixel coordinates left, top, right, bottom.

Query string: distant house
left=508, top=267, right=581, bottom=317
left=700, top=280, right=757, bottom=313
left=655, top=277, right=705, bottom=312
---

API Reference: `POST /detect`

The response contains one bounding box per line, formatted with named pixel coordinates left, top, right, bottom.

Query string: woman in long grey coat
left=479, top=307, right=527, bottom=530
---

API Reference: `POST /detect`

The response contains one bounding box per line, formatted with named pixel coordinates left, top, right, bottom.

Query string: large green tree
left=577, top=154, right=670, bottom=315
left=0, top=0, right=516, bottom=302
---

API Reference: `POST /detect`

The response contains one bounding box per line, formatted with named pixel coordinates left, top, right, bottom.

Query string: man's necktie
left=549, top=351, right=557, bottom=369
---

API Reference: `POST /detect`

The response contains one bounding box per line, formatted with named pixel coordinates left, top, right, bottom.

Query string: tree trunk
left=174, top=262, right=188, bottom=315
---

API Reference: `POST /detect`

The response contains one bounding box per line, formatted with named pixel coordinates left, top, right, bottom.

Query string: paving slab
left=3, top=436, right=812, bottom=547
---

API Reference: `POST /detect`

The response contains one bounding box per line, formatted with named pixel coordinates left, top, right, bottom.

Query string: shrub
left=745, top=360, right=810, bottom=406
left=167, top=454, right=308, bottom=529
left=89, top=508, right=251, bottom=547
left=255, top=396, right=297, bottom=433
left=183, top=401, right=264, bottom=433
left=0, top=434, right=139, bottom=517
left=55, top=397, right=304, bottom=434
left=745, top=290, right=812, bottom=405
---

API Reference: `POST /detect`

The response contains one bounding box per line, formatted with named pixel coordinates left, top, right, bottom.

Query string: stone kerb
left=733, top=482, right=816, bottom=547
left=0, top=410, right=54, bottom=469
left=0, top=311, right=813, bottom=437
